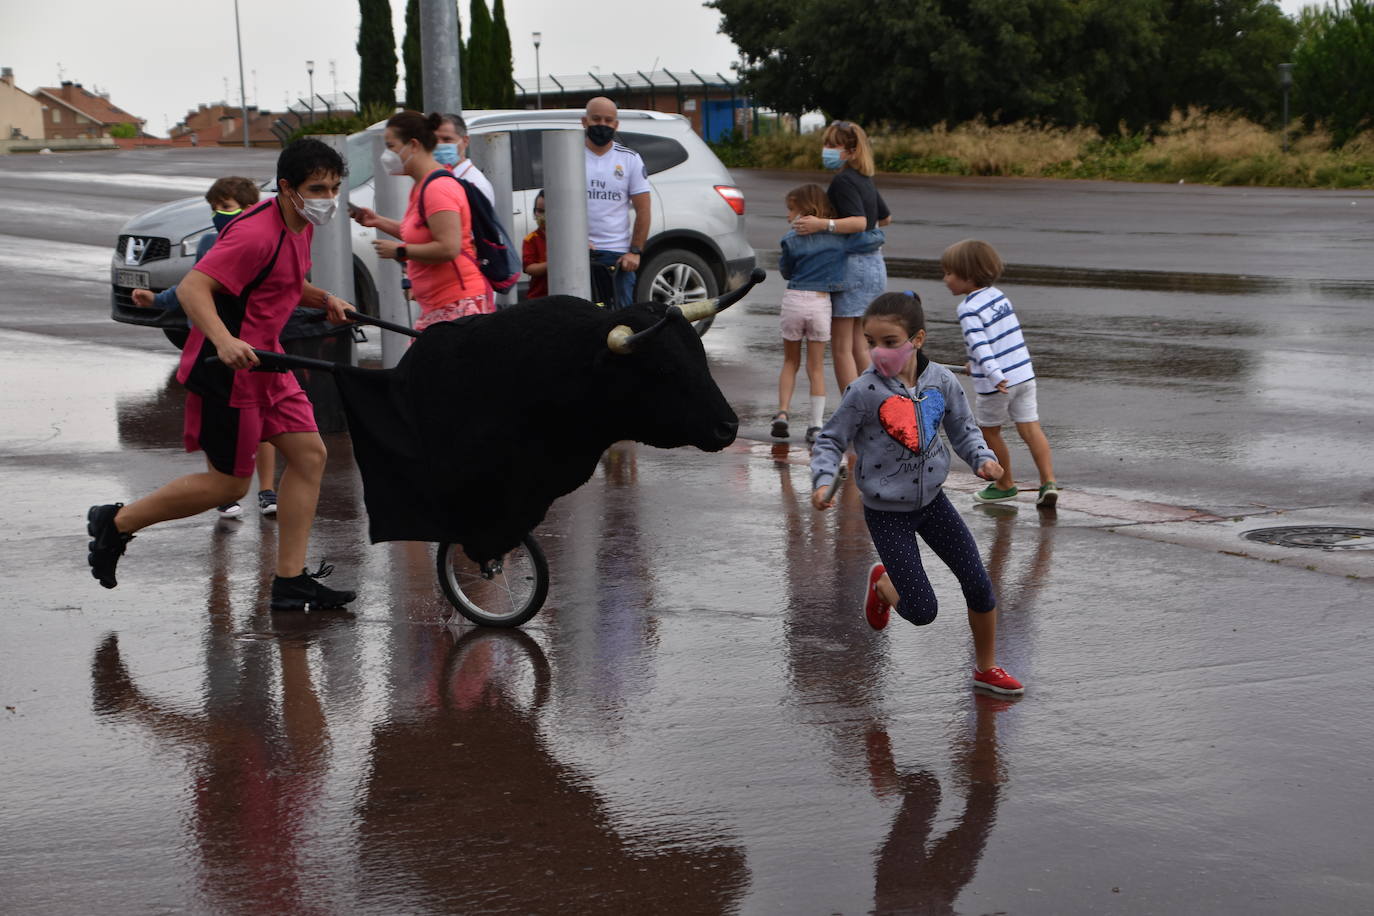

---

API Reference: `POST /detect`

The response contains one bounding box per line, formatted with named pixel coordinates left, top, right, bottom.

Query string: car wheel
left=162, top=327, right=189, bottom=349
left=637, top=249, right=719, bottom=337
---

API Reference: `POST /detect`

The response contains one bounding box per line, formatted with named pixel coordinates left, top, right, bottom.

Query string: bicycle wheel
left=436, top=535, right=550, bottom=628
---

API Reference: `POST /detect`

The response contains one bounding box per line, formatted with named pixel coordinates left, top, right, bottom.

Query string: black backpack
left=416, top=168, right=522, bottom=294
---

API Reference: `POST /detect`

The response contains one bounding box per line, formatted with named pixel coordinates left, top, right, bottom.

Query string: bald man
left=583, top=97, right=651, bottom=308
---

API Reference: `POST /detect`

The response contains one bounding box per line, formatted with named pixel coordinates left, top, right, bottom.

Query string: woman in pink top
left=352, top=111, right=491, bottom=330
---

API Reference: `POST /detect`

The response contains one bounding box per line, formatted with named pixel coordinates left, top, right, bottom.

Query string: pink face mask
left=870, top=340, right=916, bottom=378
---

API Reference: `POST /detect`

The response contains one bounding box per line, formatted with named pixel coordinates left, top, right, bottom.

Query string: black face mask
left=211, top=209, right=242, bottom=232
left=585, top=124, right=615, bottom=146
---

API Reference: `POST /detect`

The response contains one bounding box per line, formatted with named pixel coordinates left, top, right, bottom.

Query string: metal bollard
left=293, top=133, right=356, bottom=431
left=544, top=129, right=590, bottom=300
left=310, top=135, right=357, bottom=317
left=468, top=131, right=517, bottom=307
left=370, top=130, right=412, bottom=368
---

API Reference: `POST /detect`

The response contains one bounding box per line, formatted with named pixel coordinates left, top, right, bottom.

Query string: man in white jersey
left=583, top=97, right=651, bottom=308
left=437, top=113, right=495, bottom=207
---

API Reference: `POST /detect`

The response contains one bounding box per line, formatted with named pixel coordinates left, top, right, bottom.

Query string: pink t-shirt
left=402, top=171, right=488, bottom=313
left=177, top=199, right=311, bottom=408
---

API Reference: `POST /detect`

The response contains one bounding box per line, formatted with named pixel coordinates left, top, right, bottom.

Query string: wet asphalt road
left=2, top=150, right=1372, bottom=914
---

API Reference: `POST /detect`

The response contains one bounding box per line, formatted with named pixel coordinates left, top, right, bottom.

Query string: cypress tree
left=457, top=2, right=467, bottom=112
left=467, top=0, right=494, bottom=107
left=357, top=0, right=398, bottom=111
left=491, top=0, right=516, bottom=108
left=403, top=0, right=422, bottom=110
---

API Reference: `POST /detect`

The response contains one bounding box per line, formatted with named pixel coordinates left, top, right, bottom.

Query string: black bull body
left=331, top=287, right=753, bottom=564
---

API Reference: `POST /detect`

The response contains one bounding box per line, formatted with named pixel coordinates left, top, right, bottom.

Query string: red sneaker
left=864, top=563, right=891, bottom=630
left=972, top=666, right=1025, bottom=695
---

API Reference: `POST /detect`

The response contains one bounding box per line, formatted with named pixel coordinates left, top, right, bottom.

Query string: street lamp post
left=533, top=32, right=542, bottom=110
left=1278, top=63, right=1293, bottom=153
left=233, top=0, right=248, bottom=148
left=306, top=60, right=315, bottom=121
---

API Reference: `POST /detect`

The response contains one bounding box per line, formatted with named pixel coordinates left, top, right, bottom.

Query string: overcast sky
left=1, top=0, right=1317, bottom=137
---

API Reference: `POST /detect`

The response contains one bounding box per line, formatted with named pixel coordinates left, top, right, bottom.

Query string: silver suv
left=109, top=108, right=755, bottom=345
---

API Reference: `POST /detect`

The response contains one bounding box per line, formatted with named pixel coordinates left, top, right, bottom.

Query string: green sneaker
left=973, top=484, right=1019, bottom=503
left=1037, top=482, right=1061, bottom=507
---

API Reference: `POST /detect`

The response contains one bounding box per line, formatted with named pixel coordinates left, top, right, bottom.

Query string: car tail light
left=715, top=185, right=745, bottom=215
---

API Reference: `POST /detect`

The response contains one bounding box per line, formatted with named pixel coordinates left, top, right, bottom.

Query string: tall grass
left=712, top=109, right=1374, bottom=188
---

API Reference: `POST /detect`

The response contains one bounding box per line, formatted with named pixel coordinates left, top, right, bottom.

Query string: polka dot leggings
left=863, top=492, right=996, bottom=626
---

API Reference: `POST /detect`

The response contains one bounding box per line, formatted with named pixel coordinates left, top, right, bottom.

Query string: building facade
left=31, top=81, right=144, bottom=139
left=1, top=68, right=45, bottom=140
left=171, top=102, right=280, bottom=147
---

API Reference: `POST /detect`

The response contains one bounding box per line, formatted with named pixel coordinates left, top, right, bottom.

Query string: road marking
left=0, top=233, right=114, bottom=281
left=0, top=170, right=219, bottom=195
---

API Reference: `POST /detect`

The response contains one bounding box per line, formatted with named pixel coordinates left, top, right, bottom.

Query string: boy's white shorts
left=975, top=379, right=1039, bottom=427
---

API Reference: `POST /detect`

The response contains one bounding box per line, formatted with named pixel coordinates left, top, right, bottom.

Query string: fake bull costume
left=251, top=270, right=762, bottom=565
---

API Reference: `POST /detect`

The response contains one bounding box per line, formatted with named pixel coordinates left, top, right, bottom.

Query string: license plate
left=115, top=269, right=150, bottom=288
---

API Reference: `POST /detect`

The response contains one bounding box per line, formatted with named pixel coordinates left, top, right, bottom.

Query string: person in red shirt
left=87, top=139, right=359, bottom=611
left=522, top=189, right=548, bottom=299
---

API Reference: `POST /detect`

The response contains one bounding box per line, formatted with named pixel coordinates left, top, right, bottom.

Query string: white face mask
left=289, top=188, right=337, bottom=226
left=380, top=145, right=409, bottom=176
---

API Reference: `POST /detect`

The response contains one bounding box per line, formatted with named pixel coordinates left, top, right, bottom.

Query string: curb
left=754, top=249, right=1374, bottom=296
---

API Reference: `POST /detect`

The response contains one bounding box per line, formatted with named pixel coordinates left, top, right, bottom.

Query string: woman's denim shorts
left=831, top=250, right=887, bottom=318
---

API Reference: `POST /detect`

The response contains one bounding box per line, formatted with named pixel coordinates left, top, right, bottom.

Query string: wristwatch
left=628, top=246, right=642, bottom=255
left=395, top=245, right=408, bottom=262
left=826, top=219, right=836, bottom=233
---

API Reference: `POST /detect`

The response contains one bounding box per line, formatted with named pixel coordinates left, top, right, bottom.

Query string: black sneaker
left=257, top=489, right=278, bottom=516
left=217, top=502, right=242, bottom=518
left=87, top=503, right=133, bottom=589
left=270, top=562, right=356, bottom=611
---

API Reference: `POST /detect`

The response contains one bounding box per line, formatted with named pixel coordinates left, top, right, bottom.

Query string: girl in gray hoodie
left=810, top=292, right=1025, bottom=695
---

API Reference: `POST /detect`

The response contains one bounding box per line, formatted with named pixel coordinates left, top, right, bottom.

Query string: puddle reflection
left=870, top=693, right=1018, bottom=915
left=354, top=625, right=750, bottom=914
left=778, top=453, right=893, bottom=775
left=543, top=443, right=662, bottom=724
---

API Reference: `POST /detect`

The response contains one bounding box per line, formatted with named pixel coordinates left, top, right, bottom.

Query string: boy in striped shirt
left=942, top=239, right=1059, bottom=507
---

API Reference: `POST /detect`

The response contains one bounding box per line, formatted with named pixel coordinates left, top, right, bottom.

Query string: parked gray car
left=109, top=108, right=755, bottom=346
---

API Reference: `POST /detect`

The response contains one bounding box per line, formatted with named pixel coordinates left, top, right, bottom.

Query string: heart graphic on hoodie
left=878, top=396, right=921, bottom=453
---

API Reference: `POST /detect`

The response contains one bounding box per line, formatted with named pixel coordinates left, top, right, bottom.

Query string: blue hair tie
left=903, top=290, right=917, bottom=297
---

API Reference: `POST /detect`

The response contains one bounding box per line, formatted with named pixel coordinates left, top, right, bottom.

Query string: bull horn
left=607, top=306, right=682, bottom=354
left=678, top=267, right=768, bottom=323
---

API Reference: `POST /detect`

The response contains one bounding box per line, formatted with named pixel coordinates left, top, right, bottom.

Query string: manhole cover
left=1242, top=526, right=1374, bottom=551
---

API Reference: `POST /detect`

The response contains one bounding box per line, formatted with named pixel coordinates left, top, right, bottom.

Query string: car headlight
left=180, top=227, right=213, bottom=258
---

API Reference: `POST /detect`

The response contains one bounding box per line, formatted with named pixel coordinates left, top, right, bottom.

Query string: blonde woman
left=791, top=121, right=891, bottom=393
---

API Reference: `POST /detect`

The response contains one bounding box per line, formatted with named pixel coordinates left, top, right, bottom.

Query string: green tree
left=357, top=0, right=398, bottom=110
left=710, top=0, right=1297, bottom=131
left=457, top=4, right=467, bottom=113
left=491, top=0, right=516, bottom=107
left=1151, top=0, right=1298, bottom=126
left=1293, top=0, right=1374, bottom=143
left=403, top=0, right=422, bottom=110
left=467, top=0, right=494, bottom=106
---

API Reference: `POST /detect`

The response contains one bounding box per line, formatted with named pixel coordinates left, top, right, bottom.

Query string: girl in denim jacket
left=810, top=292, right=1025, bottom=695
left=775, top=184, right=883, bottom=443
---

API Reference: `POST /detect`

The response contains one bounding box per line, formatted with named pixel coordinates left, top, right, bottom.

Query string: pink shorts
left=415, top=294, right=494, bottom=330
left=779, top=289, right=832, bottom=342
left=184, top=390, right=318, bottom=478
